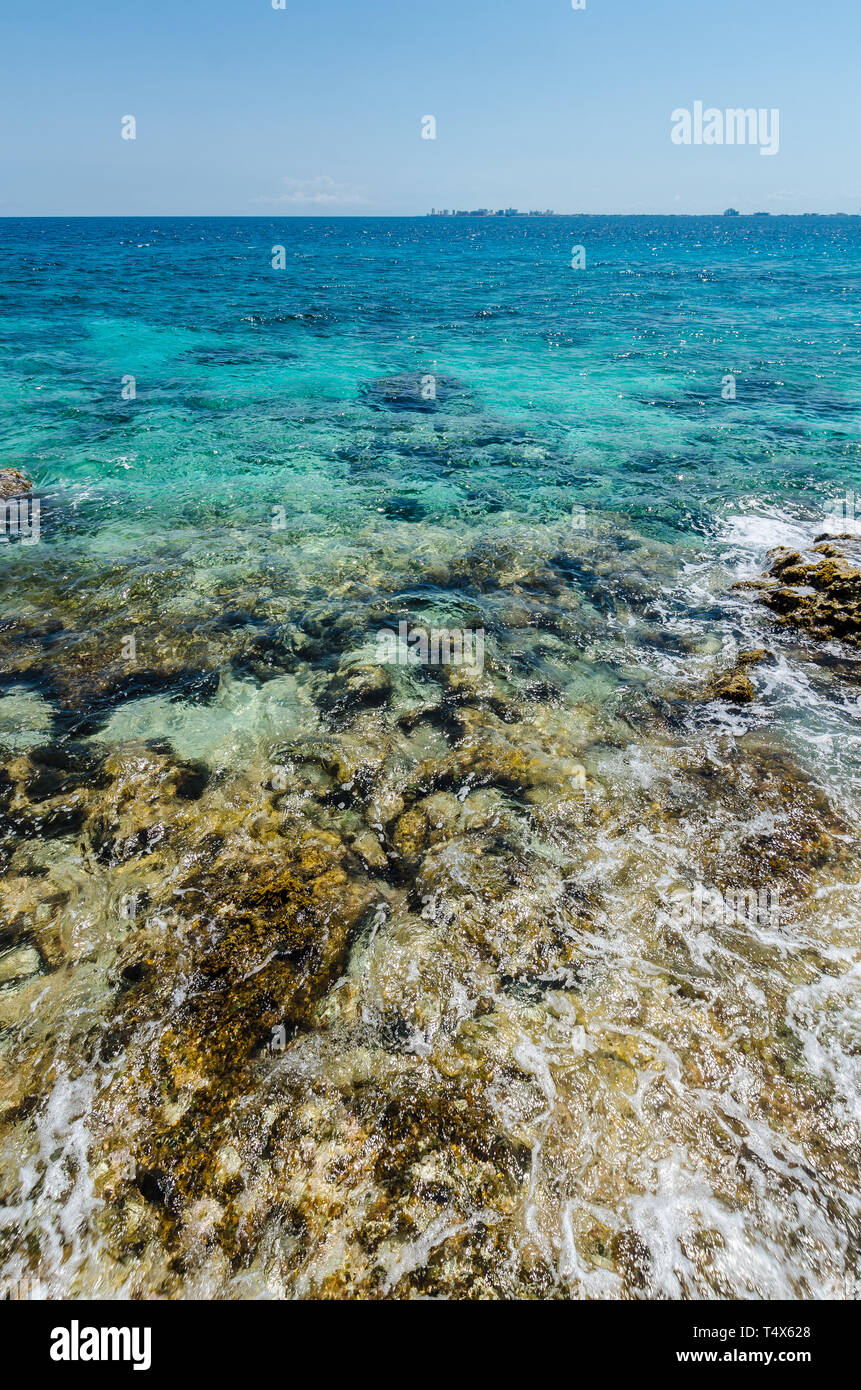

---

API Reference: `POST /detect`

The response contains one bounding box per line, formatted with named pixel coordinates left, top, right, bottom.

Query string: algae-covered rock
left=0, top=469, right=32, bottom=498
left=702, top=669, right=756, bottom=704
left=411, top=707, right=560, bottom=796
left=93, top=851, right=379, bottom=1246
left=2, top=510, right=859, bottom=1302
left=391, top=807, right=429, bottom=861
left=736, top=648, right=774, bottom=667
left=694, top=649, right=776, bottom=706
left=736, top=538, right=861, bottom=647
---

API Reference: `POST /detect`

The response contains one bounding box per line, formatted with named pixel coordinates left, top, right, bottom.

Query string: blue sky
left=0, top=0, right=858, bottom=215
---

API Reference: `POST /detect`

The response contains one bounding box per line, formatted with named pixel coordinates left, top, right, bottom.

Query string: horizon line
left=1, top=211, right=860, bottom=220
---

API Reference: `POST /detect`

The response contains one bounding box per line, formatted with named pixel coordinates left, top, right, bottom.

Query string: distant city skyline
left=427, top=208, right=557, bottom=216
left=1, top=0, right=859, bottom=217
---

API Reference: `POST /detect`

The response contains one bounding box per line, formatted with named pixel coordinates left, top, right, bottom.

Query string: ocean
left=0, top=215, right=859, bottom=1298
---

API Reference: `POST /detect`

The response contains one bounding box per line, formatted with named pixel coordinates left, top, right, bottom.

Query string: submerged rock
left=0, top=943, right=42, bottom=988
left=391, top=807, right=429, bottom=861
left=91, top=846, right=379, bottom=1246
left=1, top=514, right=860, bottom=1301
left=359, top=371, right=472, bottom=414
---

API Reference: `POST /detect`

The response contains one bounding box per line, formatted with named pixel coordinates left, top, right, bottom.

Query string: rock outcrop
left=737, top=537, right=861, bottom=647
left=700, top=649, right=773, bottom=705
left=0, top=469, right=32, bottom=498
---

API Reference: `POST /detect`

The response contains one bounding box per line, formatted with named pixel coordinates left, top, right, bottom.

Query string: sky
left=0, top=0, right=859, bottom=216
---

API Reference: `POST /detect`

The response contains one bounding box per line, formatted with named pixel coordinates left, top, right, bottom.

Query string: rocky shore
left=1, top=518, right=859, bottom=1299
left=737, top=536, right=861, bottom=650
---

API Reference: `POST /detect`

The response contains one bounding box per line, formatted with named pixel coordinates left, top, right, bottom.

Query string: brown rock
left=735, top=539, right=861, bottom=647
left=737, top=649, right=774, bottom=667
left=0, top=469, right=32, bottom=498
left=351, top=829, right=389, bottom=871
left=703, top=670, right=756, bottom=704
left=392, top=808, right=429, bottom=860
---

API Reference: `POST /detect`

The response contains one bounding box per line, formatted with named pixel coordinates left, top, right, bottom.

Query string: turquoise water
left=1, top=217, right=860, bottom=1299
left=3, top=216, right=860, bottom=529
left=2, top=216, right=860, bottom=780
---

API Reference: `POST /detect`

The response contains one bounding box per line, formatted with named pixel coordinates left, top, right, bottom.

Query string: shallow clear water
left=0, top=216, right=859, bottom=1299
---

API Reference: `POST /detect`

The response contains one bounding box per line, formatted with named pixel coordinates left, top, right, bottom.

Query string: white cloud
left=254, top=176, right=368, bottom=207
